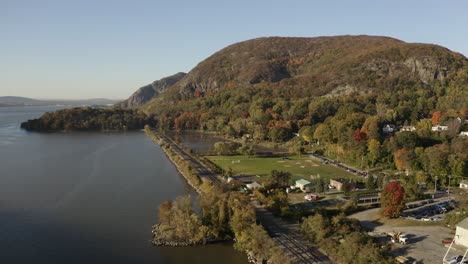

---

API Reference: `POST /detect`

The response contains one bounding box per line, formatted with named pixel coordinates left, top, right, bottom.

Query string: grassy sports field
left=206, top=154, right=360, bottom=182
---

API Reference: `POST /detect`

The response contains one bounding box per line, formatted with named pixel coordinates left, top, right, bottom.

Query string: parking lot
left=351, top=208, right=466, bottom=263
left=402, top=199, right=456, bottom=222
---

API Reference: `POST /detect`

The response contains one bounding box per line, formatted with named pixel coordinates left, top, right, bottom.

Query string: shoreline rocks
left=151, top=224, right=201, bottom=247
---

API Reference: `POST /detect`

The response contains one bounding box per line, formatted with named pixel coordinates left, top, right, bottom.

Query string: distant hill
left=115, top=72, right=186, bottom=108
left=0, top=96, right=43, bottom=106
left=0, top=96, right=120, bottom=107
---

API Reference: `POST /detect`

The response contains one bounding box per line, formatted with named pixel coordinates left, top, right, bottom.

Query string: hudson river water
left=0, top=106, right=247, bottom=264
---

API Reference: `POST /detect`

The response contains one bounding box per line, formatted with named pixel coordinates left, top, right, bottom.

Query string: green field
left=206, top=155, right=360, bottom=182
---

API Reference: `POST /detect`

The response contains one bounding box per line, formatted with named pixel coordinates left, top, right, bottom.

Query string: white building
left=246, top=182, right=262, bottom=190
left=460, top=131, right=468, bottom=137
left=382, top=124, right=397, bottom=133
left=455, top=218, right=468, bottom=248
left=295, top=179, right=312, bottom=192
left=460, top=180, right=468, bottom=189
left=400, top=126, right=416, bottom=132
left=432, top=125, right=448, bottom=132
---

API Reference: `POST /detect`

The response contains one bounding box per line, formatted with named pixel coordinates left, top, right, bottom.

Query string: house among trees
left=431, top=125, right=449, bottom=132
left=460, top=131, right=468, bottom=137
left=295, top=179, right=312, bottom=192
left=329, top=178, right=356, bottom=192
left=246, top=182, right=262, bottom=190
left=382, top=124, right=397, bottom=134
left=400, top=125, right=416, bottom=132
left=460, top=180, right=468, bottom=189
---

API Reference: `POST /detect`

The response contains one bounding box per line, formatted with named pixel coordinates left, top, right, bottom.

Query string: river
left=0, top=106, right=247, bottom=264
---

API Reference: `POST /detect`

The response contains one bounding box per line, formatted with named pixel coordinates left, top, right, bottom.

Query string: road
left=153, top=130, right=223, bottom=186
left=308, top=152, right=367, bottom=177
left=253, top=199, right=330, bottom=264
left=153, top=130, right=331, bottom=264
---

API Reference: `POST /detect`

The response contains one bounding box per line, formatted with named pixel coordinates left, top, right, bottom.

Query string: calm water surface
left=0, top=106, right=247, bottom=264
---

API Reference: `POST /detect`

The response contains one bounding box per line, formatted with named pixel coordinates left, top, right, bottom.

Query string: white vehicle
left=388, top=232, right=409, bottom=245
left=398, top=234, right=409, bottom=244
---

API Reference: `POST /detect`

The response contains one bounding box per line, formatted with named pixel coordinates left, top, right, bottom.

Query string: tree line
left=21, top=107, right=154, bottom=131
left=156, top=182, right=290, bottom=264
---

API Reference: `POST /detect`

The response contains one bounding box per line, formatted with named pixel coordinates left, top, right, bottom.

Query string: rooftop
left=296, top=179, right=311, bottom=185
left=457, top=218, right=468, bottom=229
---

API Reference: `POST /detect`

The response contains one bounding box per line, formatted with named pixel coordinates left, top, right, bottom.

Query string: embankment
left=144, top=126, right=202, bottom=193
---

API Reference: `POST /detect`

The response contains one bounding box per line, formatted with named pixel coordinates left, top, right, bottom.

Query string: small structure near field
left=246, top=182, right=262, bottom=190
left=329, top=178, right=356, bottom=192
left=295, top=179, right=312, bottom=192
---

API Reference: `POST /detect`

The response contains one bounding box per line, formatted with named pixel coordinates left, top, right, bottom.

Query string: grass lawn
left=206, top=154, right=360, bottom=182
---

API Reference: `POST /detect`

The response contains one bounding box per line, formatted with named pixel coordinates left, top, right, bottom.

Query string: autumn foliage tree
left=381, top=181, right=405, bottom=218
left=394, top=148, right=410, bottom=171
left=432, top=111, right=442, bottom=125
left=174, top=117, right=181, bottom=131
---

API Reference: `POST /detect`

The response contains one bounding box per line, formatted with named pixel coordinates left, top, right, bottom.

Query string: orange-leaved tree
left=394, top=148, right=409, bottom=171
left=432, top=111, right=442, bottom=125
left=381, top=181, right=405, bottom=218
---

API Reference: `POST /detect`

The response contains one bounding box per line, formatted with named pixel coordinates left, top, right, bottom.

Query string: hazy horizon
left=0, top=95, right=123, bottom=101
left=3, top=0, right=468, bottom=100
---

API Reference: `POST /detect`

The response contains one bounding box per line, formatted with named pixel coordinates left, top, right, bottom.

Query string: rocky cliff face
left=116, top=72, right=186, bottom=107
left=404, top=57, right=448, bottom=83
left=156, top=36, right=465, bottom=101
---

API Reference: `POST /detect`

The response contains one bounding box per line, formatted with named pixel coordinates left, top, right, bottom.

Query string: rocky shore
left=151, top=224, right=201, bottom=246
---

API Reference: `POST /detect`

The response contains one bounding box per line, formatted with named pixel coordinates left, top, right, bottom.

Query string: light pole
left=448, top=175, right=452, bottom=199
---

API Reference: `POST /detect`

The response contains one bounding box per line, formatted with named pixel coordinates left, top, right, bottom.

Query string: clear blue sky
left=2, top=0, right=468, bottom=99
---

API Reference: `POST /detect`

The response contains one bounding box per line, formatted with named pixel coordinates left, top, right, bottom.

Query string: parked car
left=304, top=194, right=318, bottom=201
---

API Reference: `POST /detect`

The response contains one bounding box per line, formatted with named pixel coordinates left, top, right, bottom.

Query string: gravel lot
left=350, top=208, right=467, bottom=264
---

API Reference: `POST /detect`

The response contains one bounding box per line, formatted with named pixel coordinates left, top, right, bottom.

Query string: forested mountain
left=147, top=35, right=465, bottom=103
left=116, top=72, right=186, bottom=107
left=142, top=35, right=468, bottom=182
left=145, top=35, right=467, bottom=130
